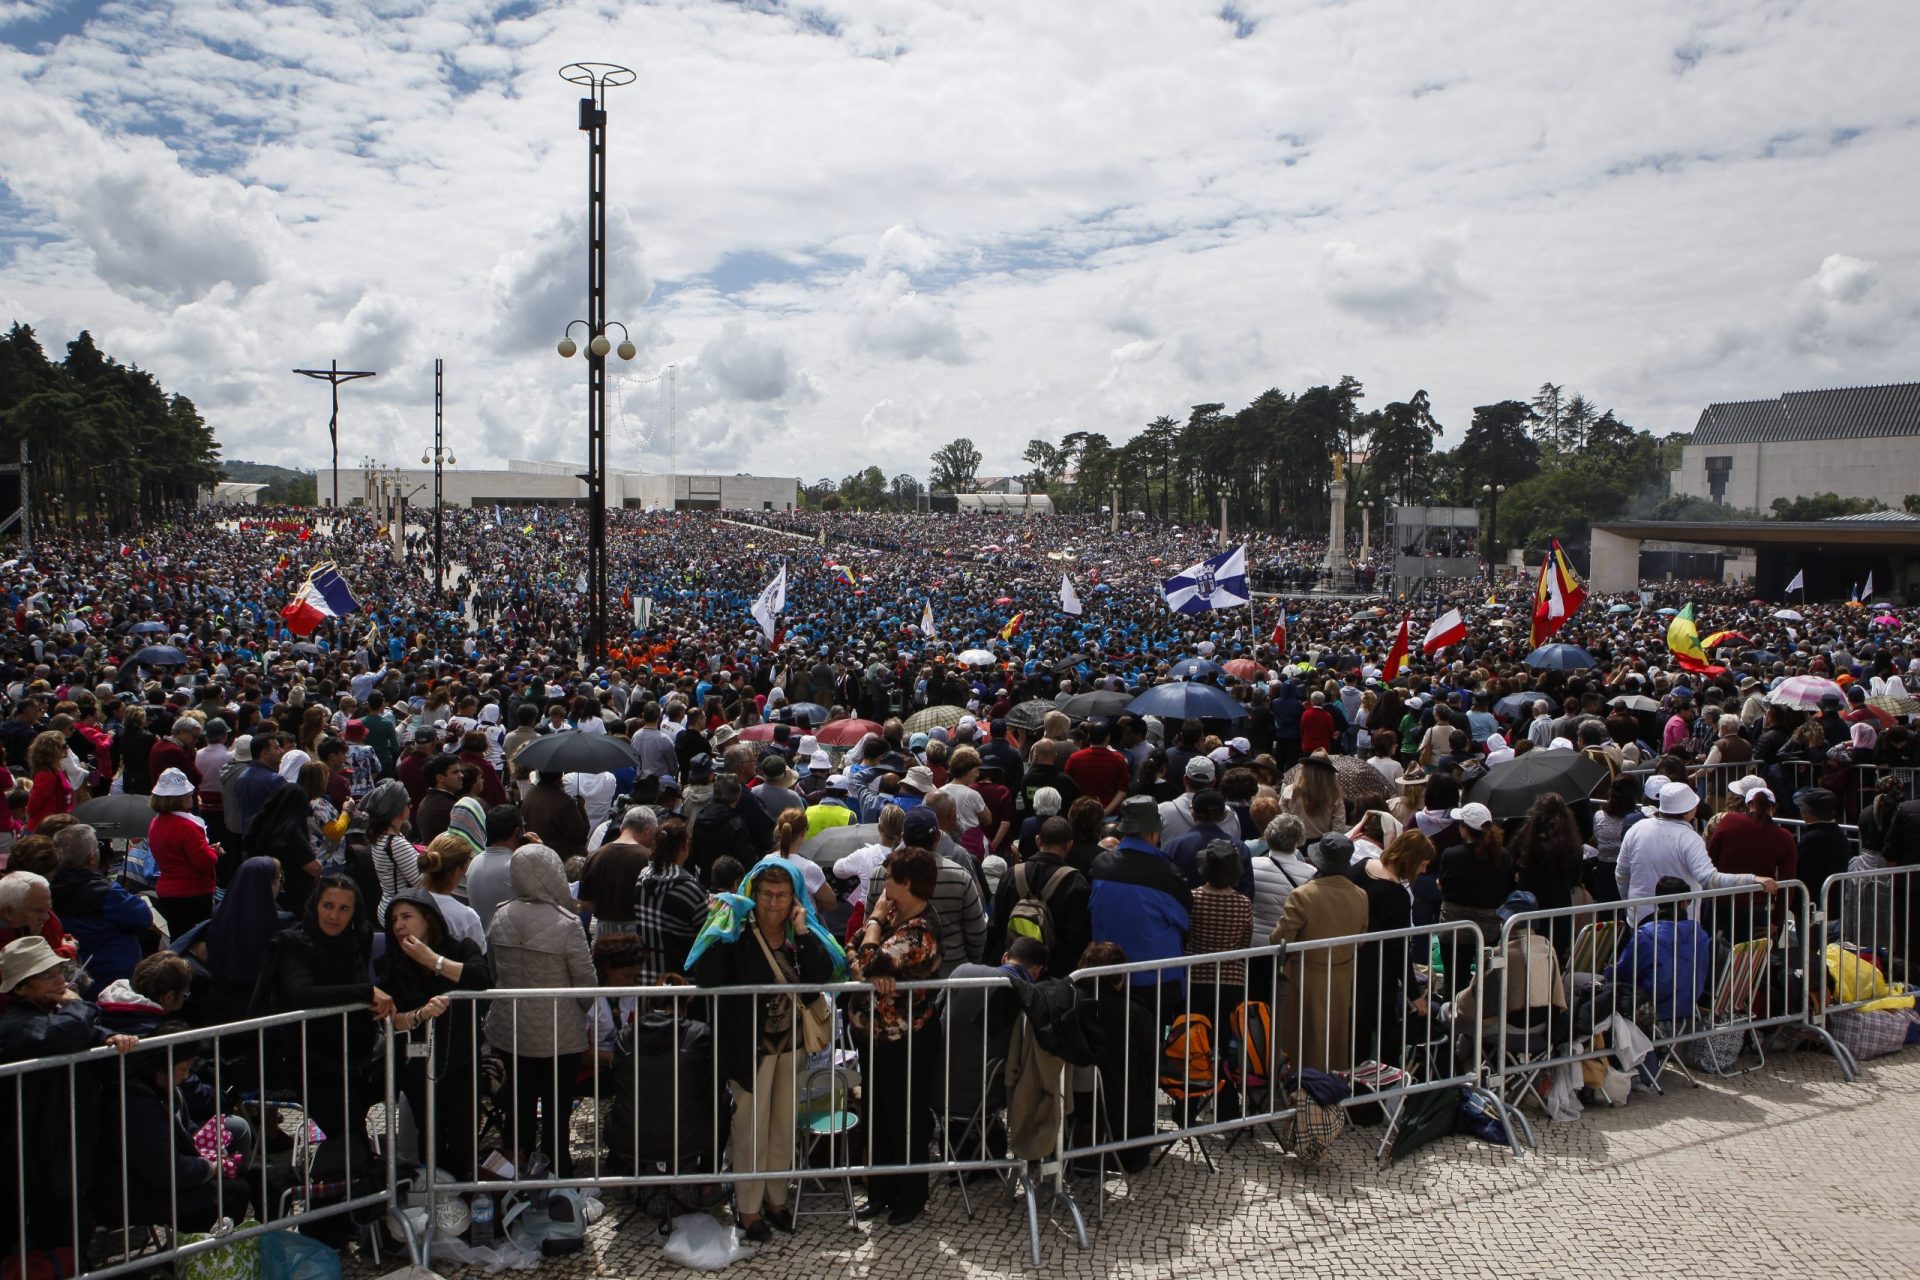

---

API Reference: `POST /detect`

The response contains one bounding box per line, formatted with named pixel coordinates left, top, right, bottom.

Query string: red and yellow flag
left=1529, top=538, right=1588, bottom=648
left=1000, top=612, right=1025, bottom=641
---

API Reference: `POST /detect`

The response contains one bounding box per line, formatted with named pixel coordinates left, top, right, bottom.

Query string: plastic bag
left=660, top=1213, right=756, bottom=1272
left=258, top=1232, right=343, bottom=1280
left=421, top=1234, right=541, bottom=1274
left=177, top=1221, right=261, bottom=1280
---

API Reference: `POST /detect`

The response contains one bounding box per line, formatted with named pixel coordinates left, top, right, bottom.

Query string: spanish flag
left=1665, top=603, right=1723, bottom=676
left=1000, top=612, right=1025, bottom=641
left=1529, top=538, right=1588, bottom=648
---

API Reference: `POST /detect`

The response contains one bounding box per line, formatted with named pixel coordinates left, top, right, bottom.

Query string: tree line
left=0, top=323, right=223, bottom=532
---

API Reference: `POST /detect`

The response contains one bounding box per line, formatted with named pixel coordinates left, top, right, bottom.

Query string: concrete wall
left=316, top=466, right=796, bottom=512
left=1674, top=439, right=1920, bottom=512
left=1589, top=528, right=1641, bottom=593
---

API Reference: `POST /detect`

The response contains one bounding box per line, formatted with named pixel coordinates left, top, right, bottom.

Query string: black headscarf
left=292, top=876, right=374, bottom=978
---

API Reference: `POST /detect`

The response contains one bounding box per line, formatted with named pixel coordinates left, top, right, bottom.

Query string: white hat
left=1726, top=775, right=1768, bottom=800
left=798, top=735, right=818, bottom=756
left=901, top=766, right=936, bottom=794
left=957, top=715, right=977, bottom=732
left=1449, top=802, right=1494, bottom=831
left=1184, top=756, right=1217, bottom=781
left=809, top=749, right=832, bottom=771
left=151, top=767, right=195, bottom=798
left=825, top=773, right=849, bottom=789
left=1228, top=736, right=1250, bottom=754
left=1548, top=736, right=1573, bottom=751
left=1745, top=785, right=1776, bottom=805
left=1642, top=773, right=1671, bottom=801
left=1657, top=782, right=1701, bottom=815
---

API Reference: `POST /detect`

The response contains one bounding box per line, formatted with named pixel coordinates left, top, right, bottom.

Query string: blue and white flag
left=1162, top=545, right=1249, bottom=615
left=493, top=504, right=503, bottom=528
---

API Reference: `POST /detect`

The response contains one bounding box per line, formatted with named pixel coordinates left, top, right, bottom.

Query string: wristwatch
left=434, top=955, right=447, bottom=975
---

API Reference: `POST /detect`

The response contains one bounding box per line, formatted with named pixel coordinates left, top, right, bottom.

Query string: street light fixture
left=557, top=61, right=639, bottom=665
left=1482, top=482, right=1507, bottom=581
left=421, top=357, right=456, bottom=592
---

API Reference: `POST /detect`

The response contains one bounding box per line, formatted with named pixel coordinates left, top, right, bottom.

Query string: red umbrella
left=1223, top=658, right=1263, bottom=680
left=817, top=718, right=884, bottom=747
left=734, top=723, right=777, bottom=742
left=994, top=596, right=1013, bottom=606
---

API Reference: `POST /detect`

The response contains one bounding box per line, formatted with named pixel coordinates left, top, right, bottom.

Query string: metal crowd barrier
left=1, top=1004, right=400, bottom=1280
left=1817, top=863, right=1919, bottom=1068
left=1486, top=879, right=1857, bottom=1148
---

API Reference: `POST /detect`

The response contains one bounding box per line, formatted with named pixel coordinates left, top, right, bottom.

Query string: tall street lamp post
left=1482, top=482, right=1506, bottom=581
left=421, top=358, right=456, bottom=593
left=556, top=62, right=639, bottom=666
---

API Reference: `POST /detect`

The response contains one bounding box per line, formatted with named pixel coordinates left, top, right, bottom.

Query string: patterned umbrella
left=904, top=704, right=968, bottom=733
left=1283, top=754, right=1391, bottom=811
left=1223, top=658, right=1264, bottom=681
left=1006, top=700, right=1056, bottom=733
left=1868, top=694, right=1920, bottom=717
left=1766, top=674, right=1845, bottom=711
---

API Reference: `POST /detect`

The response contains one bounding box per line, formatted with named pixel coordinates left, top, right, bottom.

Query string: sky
left=2, top=0, right=1918, bottom=487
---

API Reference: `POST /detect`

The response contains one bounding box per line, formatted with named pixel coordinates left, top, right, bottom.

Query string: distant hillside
left=221, top=460, right=316, bottom=505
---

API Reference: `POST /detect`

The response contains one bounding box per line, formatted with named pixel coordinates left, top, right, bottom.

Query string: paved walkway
left=344, top=1046, right=1920, bottom=1278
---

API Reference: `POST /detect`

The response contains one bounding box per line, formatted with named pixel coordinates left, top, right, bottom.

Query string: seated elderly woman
left=47, top=823, right=154, bottom=987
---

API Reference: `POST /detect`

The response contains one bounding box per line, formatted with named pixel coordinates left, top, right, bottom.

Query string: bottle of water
left=469, top=1192, right=493, bottom=1246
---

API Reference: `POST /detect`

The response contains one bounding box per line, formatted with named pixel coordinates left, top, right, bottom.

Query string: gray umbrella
left=796, top=822, right=883, bottom=870
left=1006, top=699, right=1055, bottom=733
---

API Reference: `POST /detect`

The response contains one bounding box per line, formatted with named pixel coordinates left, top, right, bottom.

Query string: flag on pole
left=828, top=563, right=856, bottom=588
left=279, top=563, right=361, bottom=637
left=1382, top=614, right=1412, bottom=681
left=494, top=505, right=503, bottom=528
left=1864, top=571, right=1875, bottom=601
left=1665, top=602, right=1723, bottom=675
left=750, top=565, right=787, bottom=644
left=1059, top=574, right=1083, bottom=616
left=1422, top=608, right=1466, bottom=654
left=1000, top=612, right=1025, bottom=641
left=1268, top=613, right=1287, bottom=653
left=1161, top=545, right=1249, bottom=615
left=1529, top=538, right=1587, bottom=648
left=1785, top=569, right=1804, bottom=595
left=920, top=600, right=937, bottom=638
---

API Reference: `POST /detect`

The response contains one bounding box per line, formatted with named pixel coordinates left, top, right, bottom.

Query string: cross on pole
left=293, top=360, right=377, bottom=508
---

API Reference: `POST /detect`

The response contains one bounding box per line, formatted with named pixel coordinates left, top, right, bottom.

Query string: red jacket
left=147, top=811, right=220, bottom=898
left=27, top=769, right=72, bottom=832
left=149, top=738, right=201, bottom=790
left=1299, top=706, right=1336, bottom=755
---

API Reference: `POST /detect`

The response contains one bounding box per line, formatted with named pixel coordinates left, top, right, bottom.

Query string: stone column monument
left=1322, top=452, right=1353, bottom=590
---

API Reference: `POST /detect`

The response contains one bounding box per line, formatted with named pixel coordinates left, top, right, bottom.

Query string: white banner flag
left=1060, top=574, right=1083, bottom=616
left=750, top=565, right=787, bottom=644
left=920, top=599, right=937, bottom=638
left=1785, top=569, right=1804, bottom=595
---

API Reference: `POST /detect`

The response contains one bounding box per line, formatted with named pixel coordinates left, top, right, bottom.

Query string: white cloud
left=0, top=0, right=1916, bottom=478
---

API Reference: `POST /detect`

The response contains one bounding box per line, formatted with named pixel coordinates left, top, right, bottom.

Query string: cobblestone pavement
left=345, top=1047, right=1920, bottom=1279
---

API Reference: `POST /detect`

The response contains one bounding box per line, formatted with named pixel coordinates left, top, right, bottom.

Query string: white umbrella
left=1773, top=609, right=1804, bottom=621
left=958, top=648, right=996, bottom=666
left=1766, top=674, right=1844, bottom=711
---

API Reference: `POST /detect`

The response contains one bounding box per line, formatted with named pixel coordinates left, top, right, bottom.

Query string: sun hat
left=809, top=749, right=832, bottom=772
left=900, top=766, right=937, bottom=794
left=0, top=936, right=64, bottom=993
left=151, top=768, right=194, bottom=798
left=1657, top=782, right=1701, bottom=815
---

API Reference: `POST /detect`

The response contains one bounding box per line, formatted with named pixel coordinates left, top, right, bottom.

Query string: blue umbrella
left=1741, top=650, right=1780, bottom=665
left=129, top=621, right=169, bottom=634
left=129, top=644, right=189, bottom=667
left=1606, top=603, right=1633, bottom=614
left=1656, top=608, right=1679, bottom=616
left=1127, top=682, right=1248, bottom=721
left=1523, top=643, right=1595, bottom=670
left=1169, top=658, right=1223, bottom=680
left=783, top=702, right=830, bottom=727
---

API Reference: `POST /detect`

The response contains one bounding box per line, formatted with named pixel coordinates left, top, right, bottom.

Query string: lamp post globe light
left=556, top=61, right=639, bottom=665
left=1482, top=482, right=1506, bottom=581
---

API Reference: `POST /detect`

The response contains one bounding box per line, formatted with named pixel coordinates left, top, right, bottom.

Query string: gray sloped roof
left=1691, top=381, right=1920, bottom=445
left=1823, top=509, right=1920, bottom=523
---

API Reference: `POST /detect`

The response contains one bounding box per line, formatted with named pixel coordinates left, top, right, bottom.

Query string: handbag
left=749, top=922, right=833, bottom=1054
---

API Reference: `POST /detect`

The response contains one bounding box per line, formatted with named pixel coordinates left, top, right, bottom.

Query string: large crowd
left=0, top=501, right=1916, bottom=1263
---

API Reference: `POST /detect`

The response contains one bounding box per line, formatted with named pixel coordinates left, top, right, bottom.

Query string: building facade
left=317, top=459, right=797, bottom=512
left=1671, top=382, right=1920, bottom=512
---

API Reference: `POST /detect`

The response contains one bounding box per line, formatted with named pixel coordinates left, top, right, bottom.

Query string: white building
left=1671, top=381, right=1920, bottom=512
left=198, top=481, right=267, bottom=506
left=317, top=459, right=797, bottom=513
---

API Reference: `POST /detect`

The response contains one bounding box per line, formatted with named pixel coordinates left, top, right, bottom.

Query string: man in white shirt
left=1616, top=782, right=1775, bottom=920
left=564, top=770, right=620, bottom=833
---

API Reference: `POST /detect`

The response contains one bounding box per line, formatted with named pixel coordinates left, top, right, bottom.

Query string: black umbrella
left=510, top=732, right=639, bottom=776
left=1494, top=691, right=1555, bottom=721
left=74, top=793, right=158, bottom=840
left=1465, top=751, right=1610, bottom=821
left=1006, top=699, right=1056, bottom=733
left=130, top=644, right=189, bottom=667
left=129, top=621, right=169, bottom=635
left=1059, top=690, right=1133, bottom=720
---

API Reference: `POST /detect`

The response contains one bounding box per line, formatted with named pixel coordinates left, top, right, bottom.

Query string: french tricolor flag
left=279, top=563, right=360, bottom=637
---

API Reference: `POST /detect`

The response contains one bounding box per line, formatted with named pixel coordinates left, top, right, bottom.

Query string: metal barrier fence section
left=1488, top=880, right=1857, bottom=1148
left=2, top=1004, right=402, bottom=1280
left=1818, top=863, right=1919, bottom=1073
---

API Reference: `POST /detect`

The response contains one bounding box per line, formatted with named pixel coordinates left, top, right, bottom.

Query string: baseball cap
left=1449, top=802, right=1494, bottom=831
left=902, top=806, right=940, bottom=845
left=1184, top=756, right=1217, bottom=782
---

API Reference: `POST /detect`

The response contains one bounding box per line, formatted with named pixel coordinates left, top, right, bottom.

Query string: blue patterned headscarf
left=683, top=854, right=848, bottom=980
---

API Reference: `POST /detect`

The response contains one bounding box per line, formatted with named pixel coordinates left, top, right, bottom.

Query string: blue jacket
left=1600, top=918, right=1715, bottom=1022
left=49, top=866, right=153, bottom=987
left=1089, top=837, right=1192, bottom=989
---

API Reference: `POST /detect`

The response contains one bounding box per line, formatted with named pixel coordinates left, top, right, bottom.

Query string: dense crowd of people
left=0, top=500, right=1915, bottom=1263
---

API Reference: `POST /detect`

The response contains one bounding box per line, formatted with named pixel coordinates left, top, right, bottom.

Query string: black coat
left=378, top=890, right=492, bottom=1066
left=689, top=801, right=754, bottom=886
left=693, top=922, right=835, bottom=1090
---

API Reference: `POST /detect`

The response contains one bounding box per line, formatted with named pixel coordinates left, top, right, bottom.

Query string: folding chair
left=1568, top=919, right=1626, bottom=977
left=1700, top=937, right=1773, bottom=1077
left=944, top=1055, right=1009, bottom=1220
left=791, top=1064, right=861, bottom=1228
